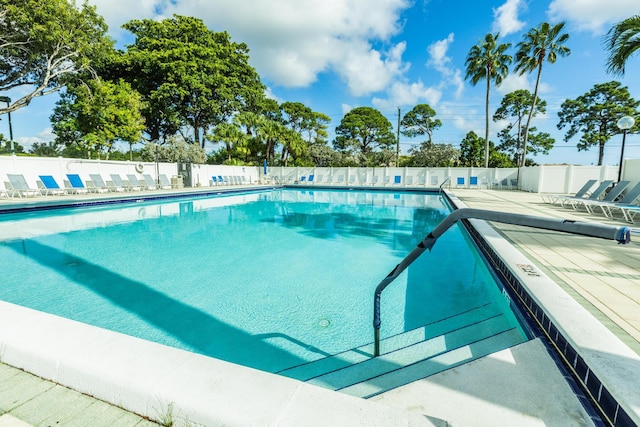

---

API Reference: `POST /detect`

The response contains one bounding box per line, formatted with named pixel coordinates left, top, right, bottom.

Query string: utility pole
left=396, top=107, right=400, bottom=167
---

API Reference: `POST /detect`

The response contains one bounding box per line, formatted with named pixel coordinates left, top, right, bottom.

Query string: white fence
left=0, top=155, right=634, bottom=194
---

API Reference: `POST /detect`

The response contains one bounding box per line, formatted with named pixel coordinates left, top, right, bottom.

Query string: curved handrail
left=439, top=177, right=450, bottom=193
left=372, top=208, right=631, bottom=356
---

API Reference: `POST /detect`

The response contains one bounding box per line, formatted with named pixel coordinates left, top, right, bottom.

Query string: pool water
left=0, top=189, right=526, bottom=372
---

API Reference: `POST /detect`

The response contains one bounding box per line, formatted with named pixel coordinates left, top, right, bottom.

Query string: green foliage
left=29, top=141, right=62, bottom=157
left=51, top=78, right=145, bottom=159
left=334, top=107, right=396, bottom=166
left=140, top=136, right=207, bottom=163
left=465, top=33, right=512, bottom=167
left=514, top=21, right=569, bottom=167
left=209, top=122, right=249, bottom=161
left=605, top=15, right=640, bottom=76
left=406, top=142, right=459, bottom=167
left=494, top=90, right=552, bottom=165
left=0, top=135, right=25, bottom=154
left=557, top=81, right=640, bottom=165
left=0, top=0, right=113, bottom=113
left=118, top=15, right=265, bottom=147
left=400, top=104, right=442, bottom=144
left=458, top=131, right=486, bottom=167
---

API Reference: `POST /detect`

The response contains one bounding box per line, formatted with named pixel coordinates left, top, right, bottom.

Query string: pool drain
left=318, top=318, right=330, bottom=327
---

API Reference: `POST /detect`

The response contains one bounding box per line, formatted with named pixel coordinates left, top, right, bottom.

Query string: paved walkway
left=0, top=363, right=159, bottom=427
left=449, top=188, right=640, bottom=355
left=1, top=186, right=639, bottom=425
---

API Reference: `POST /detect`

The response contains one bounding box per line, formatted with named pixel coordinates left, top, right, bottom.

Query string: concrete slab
left=372, top=339, right=594, bottom=426
left=0, top=415, right=33, bottom=427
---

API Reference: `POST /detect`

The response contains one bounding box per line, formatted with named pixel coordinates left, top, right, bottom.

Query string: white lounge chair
left=142, top=174, right=159, bottom=190
left=542, top=179, right=597, bottom=204
left=158, top=174, right=172, bottom=189
left=88, top=174, right=114, bottom=193
left=7, top=174, right=40, bottom=198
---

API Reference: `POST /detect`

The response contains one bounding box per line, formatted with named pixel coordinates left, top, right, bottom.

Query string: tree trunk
left=522, top=61, right=543, bottom=167
left=484, top=76, right=490, bottom=168
left=598, top=142, right=605, bottom=166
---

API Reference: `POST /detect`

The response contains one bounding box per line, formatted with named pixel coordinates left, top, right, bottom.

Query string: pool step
left=278, top=304, right=526, bottom=398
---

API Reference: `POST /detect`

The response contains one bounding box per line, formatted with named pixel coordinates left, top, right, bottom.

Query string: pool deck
left=1, top=185, right=639, bottom=426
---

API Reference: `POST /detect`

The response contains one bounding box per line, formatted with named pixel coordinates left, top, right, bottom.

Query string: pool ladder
left=372, top=208, right=631, bottom=356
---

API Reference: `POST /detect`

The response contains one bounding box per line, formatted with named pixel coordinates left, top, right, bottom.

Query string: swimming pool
left=0, top=188, right=527, bottom=374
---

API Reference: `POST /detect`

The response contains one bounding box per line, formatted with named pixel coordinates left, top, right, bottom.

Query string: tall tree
left=458, top=131, right=486, bottom=167
left=493, top=89, right=549, bottom=165
left=210, top=122, right=248, bottom=162
left=605, top=15, right=640, bottom=76
left=465, top=33, right=512, bottom=168
left=0, top=0, right=112, bottom=114
left=334, top=107, right=396, bottom=166
left=514, top=22, right=570, bottom=170
left=557, top=81, right=639, bottom=165
left=51, top=78, right=145, bottom=159
left=118, top=15, right=265, bottom=147
left=406, top=142, right=458, bottom=167
left=400, top=104, right=442, bottom=145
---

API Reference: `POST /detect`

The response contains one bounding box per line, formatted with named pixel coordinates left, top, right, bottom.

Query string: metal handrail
left=372, top=208, right=631, bottom=356
left=439, top=177, right=450, bottom=193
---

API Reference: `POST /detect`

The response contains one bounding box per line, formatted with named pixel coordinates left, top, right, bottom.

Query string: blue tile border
left=460, top=217, right=632, bottom=427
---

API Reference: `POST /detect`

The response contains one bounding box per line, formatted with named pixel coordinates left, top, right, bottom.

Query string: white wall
left=0, top=156, right=177, bottom=189
left=623, top=159, right=640, bottom=183
left=1, top=155, right=634, bottom=194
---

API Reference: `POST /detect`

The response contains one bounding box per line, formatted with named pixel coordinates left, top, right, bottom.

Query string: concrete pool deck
left=0, top=185, right=639, bottom=426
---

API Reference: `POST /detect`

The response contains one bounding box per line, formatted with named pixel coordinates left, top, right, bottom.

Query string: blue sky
left=4, top=0, right=640, bottom=165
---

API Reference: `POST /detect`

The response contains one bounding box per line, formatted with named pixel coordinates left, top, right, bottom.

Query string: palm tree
left=515, top=22, right=570, bottom=168
left=211, top=122, right=247, bottom=161
left=465, top=33, right=512, bottom=168
left=605, top=15, right=640, bottom=76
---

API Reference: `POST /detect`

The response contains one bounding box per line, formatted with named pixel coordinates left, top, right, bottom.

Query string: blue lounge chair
left=308, top=174, right=315, bottom=183
left=38, top=175, right=65, bottom=196
left=456, top=177, right=465, bottom=187
left=65, top=174, right=88, bottom=194
left=469, top=176, right=478, bottom=187
left=393, top=175, right=401, bottom=185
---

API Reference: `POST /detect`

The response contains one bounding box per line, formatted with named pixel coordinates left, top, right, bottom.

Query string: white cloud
left=88, top=0, right=164, bottom=41
left=497, top=73, right=553, bottom=96
left=16, top=127, right=55, bottom=149
left=341, top=103, right=354, bottom=115
left=497, top=73, right=531, bottom=94
left=438, top=103, right=482, bottom=138
left=492, top=0, right=526, bottom=36
left=372, top=80, right=442, bottom=110
left=96, top=0, right=413, bottom=96
left=548, top=0, right=639, bottom=33
left=426, top=33, right=465, bottom=98
left=334, top=41, right=410, bottom=97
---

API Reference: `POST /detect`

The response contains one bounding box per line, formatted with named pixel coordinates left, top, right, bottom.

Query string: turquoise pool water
left=0, top=189, right=525, bottom=372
